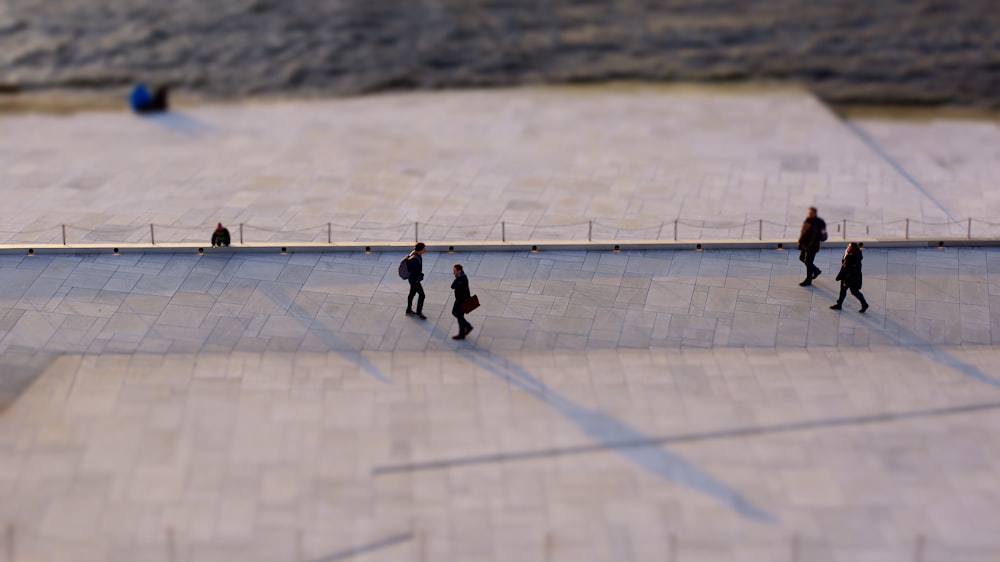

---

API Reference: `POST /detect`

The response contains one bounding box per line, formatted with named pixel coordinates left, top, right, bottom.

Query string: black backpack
left=398, top=254, right=411, bottom=280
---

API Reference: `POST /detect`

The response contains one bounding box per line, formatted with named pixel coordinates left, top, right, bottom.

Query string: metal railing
left=1, top=216, right=999, bottom=247
left=1, top=521, right=995, bottom=562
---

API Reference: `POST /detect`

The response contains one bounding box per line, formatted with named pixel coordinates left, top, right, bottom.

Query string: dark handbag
left=461, top=294, right=480, bottom=314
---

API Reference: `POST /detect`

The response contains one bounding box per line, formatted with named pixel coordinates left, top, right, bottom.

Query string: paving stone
left=3, top=86, right=1000, bottom=560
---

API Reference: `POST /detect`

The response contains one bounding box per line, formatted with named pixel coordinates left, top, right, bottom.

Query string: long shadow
left=444, top=348, right=776, bottom=523
left=142, top=111, right=213, bottom=137
left=308, top=532, right=411, bottom=562
left=0, top=350, right=56, bottom=416
left=840, top=119, right=956, bottom=222
left=277, top=285, right=390, bottom=383
left=812, top=284, right=1000, bottom=388
left=373, top=400, right=1000, bottom=470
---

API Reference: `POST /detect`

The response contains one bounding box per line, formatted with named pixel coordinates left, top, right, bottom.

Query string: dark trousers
left=407, top=281, right=425, bottom=313
left=837, top=283, right=868, bottom=307
left=800, top=249, right=819, bottom=278
left=452, top=301, right=472, bottom=334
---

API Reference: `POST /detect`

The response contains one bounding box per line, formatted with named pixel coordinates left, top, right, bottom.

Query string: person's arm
left=459, top=276, right=471, bottom=300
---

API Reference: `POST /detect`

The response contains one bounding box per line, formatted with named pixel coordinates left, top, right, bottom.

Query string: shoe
left=465, top=325, right=473, bottom=335
left=405, top=309, right=415, bottom=316
left=829, top=303, right=842, bottom=310
left=452, top=334, right=465, bottom=340
left=799, top=279, right=812, bottom=287
left=812, top=268, right=822, bottom=279
left=859, top=304, right=868, bottom=313
left=416, top=313, right=427, bottom=320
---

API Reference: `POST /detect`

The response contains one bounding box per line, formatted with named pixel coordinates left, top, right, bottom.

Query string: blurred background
left=0, top=0, right=997, bottom=107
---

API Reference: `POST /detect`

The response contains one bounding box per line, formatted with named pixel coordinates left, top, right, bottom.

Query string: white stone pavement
left=2, top=84, right=999, bottom=246
left=0, top=247, right=999, bottom=561
left=3, top=86, right=1000, bottom=561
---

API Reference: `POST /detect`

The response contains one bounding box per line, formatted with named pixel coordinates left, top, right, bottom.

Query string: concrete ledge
left=1, top=237, right=998, bottom=256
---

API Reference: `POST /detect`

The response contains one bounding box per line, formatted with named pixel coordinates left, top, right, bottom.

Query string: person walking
left=830, top=242, right=869, bottom=313
left=797, top=206, right=827, bottom=286
left=404, top=242, right=427, bottom=319
left=450, top=263, right=474, bottom=340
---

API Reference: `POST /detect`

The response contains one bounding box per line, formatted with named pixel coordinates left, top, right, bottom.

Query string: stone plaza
left=1, top=85, right=1000, bottom=561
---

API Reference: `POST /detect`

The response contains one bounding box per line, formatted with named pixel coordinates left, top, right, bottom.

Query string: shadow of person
left=812, top=285, right=1000, bottom=389
left=143, top=111, right=213, bottom=137
left=274, top=283, right=390, bottom=384
left=456, top=347, right=776, bottom=523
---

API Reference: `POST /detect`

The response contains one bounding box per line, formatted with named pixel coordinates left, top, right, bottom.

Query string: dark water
left=0, top=0, right=997, bottom=106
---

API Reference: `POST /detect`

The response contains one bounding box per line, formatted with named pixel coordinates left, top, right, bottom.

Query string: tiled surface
left=2, top=85, right=997, bottom=245
left=3, top=87, right=1000, bottom=560
left=0, top=249, right=999, bottom=561
left=1, top=248, right=999, bottom=354
left=2, top=346, right=999, bottom=562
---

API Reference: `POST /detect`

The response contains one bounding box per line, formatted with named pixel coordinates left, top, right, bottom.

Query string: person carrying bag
left=450, top=263, right=477, bottom=340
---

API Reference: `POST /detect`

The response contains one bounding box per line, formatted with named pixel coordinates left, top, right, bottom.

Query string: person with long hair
left=830, top=241, right=869, bottom=313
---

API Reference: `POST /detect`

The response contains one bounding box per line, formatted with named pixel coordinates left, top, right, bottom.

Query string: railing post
left=327, top=222, right=332, bottom=244
left=791, top=533, right=800, bottom=562
left=6, top=523, right=15, bottom=562
left=905, top=218, right=910, bottom=240
left=758, top=219, right=762, bottom=240
left=415, top=222, right=419, bottom=243
left=150, top=224, right=155, bottom=245
left=166, top=526, right=176, bottom=562
left=914, top=534, right=924, bottom=562
left=588, top=220, right=592, bottom=242
left=673, top=219, right=678, bottom=241
left=295, top=529, right=303, bottom=562
left=968, top=218, right=972, bottom=239
left=502, top=221, right=506, bottom=242
left=61, top=224, right=66, bottom=245
left=842, top=218, right=847, bottom=240
left=239, top=223, right=244, bottom=244
left=667, top=533, right=676, bottom=562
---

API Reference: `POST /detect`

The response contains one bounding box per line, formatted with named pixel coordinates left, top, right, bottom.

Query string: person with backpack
left=400, top=242, right=427, bottom=319
left=830, top=242, right=869, bottom=313
left=129, top=83, right=170, bottom=114
left=797, top=206, right=827, bottom=287
left=211, top=223, right=231, bottom=247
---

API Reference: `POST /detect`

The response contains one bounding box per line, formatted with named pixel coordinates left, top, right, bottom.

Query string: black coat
left=836, top=252, right=863, bottom=290
left=407, top=254, right=424, bottom=282
left=451, top=272, right=470, bottom=302
left=211, top=227, right=230, bottom=247
left=797, top=217, right=826, bottom=252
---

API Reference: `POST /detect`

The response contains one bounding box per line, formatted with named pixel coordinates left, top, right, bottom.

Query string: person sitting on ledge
left=211, top=223, right=231, bottom=247
left=129, top=83, right=169, bottom=114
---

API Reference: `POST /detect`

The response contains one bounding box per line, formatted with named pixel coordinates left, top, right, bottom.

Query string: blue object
left=129, top=83, right=152, bottom=112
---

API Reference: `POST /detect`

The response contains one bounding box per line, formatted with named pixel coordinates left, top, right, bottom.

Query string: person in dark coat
left=797, top=206, right=827, bottom=286
left=211, top=223, right=231, bottom=247
left=129, top=83, right=169, bottom=114
left=450, top=263, right=473, bottom=340
left=405, top=242, right=427, bottom=319
left=830, top=242, right=869, bottom=313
